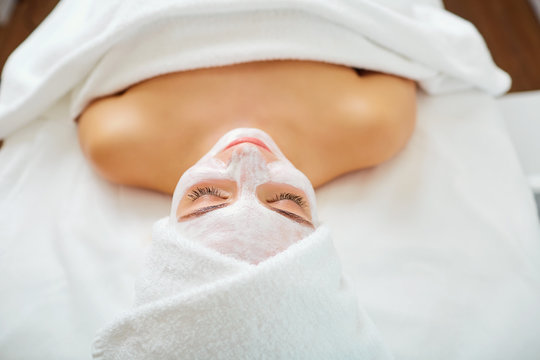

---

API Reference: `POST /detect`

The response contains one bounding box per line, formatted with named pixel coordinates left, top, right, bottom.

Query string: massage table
left=1, top=0, right=539, bottom=358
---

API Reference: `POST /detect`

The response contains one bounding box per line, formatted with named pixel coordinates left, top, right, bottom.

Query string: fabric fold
left=0, top=0, right=510, bottom=139
left=92, top=219, right=393, bottom=359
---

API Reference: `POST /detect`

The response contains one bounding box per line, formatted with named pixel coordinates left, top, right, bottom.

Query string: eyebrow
left=178, top=203, right=314, bottom=227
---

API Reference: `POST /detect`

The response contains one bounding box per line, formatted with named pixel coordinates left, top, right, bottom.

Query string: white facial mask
left=170, top=128, right=317, bottom=264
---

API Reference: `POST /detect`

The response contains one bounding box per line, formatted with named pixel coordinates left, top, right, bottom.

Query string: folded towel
left=0, top=0, right=510, bottom=138
left=92, top=218, right=393, bottom=359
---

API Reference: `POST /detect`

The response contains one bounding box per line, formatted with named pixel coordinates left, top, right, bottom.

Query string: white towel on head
left=0, top=0, right=510, bottom=138
left=92, top=219, right=393, bottom=359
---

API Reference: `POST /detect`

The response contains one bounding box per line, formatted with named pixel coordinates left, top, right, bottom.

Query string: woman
left=93, top=127, right=394, bottom=359
left=172, top=127, right=317, bottom=264
left=77, top=60, right=417, bottom=195
left=85, top=62, right=414, bottom=357
left=1, top=1, right=523, bottom=358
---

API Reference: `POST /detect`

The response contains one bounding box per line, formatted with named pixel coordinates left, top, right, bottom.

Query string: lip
left=224, top=137, right=272, bottom=153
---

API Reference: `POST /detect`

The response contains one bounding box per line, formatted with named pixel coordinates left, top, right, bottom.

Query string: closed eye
left=187, top=186, right=229, bottom=201
left=266, top=192, right=306, bottom=208
left=267, top=207, right=314, bottom=227
left=178, top=203, right=229, bottom=220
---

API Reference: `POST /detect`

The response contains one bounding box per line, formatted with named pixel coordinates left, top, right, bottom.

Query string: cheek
left=267, top=163, right=312, bottom=188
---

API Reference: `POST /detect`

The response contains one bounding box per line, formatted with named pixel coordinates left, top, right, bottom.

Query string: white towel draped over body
left=0, top=0, right=509, bottom=138
left=3, top=1, right=535, bottom=359
left=93, top=220, right=392, bottom=359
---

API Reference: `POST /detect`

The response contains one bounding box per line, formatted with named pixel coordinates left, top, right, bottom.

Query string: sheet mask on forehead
left=170, top=128, right=317, bottom=264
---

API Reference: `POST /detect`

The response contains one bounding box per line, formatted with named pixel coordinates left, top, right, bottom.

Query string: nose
left=214, top=142, right=278, bottom=165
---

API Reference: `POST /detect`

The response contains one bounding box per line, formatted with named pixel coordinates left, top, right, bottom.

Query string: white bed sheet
left=1, top=88, right=539, bottom=359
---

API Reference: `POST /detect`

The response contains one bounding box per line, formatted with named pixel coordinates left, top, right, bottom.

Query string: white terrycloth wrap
left=0, top=0, right=510, bottom=138
left=92, top=219, right=392, bottom=359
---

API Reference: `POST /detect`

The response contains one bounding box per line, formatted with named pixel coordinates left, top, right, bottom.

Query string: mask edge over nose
left=169, top=128, right=318, bottom=225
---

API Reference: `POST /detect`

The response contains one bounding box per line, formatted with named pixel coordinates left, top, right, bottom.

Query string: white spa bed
left=1, top=0, right=540, bottom=359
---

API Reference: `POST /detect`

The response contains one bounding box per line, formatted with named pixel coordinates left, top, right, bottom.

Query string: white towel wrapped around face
left=92, top=218, right=392, bottom=359
left=92, top=128, right=392, bottom=358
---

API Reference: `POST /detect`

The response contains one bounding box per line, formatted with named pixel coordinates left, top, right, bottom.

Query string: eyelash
left=187, top=186, right=227, bottom=201
left=267, top=192, right=306, bottom=208
left=187, top=187, right=306, bottom=208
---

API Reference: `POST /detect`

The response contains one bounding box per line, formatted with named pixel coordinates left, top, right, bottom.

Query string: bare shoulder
left=77, top=92, right=177, bottom=192
left=77, top=93, right=143, bottom=167
left=76, top=62, right=417, bottom=193
left=344, top=72, right=417, bottom=165
left=294, top=70, right=417, bottom=187
left=77, top=85, right=217, bottom=194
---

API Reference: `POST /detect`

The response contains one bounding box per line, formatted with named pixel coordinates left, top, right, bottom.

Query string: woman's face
left=170, top=128, right=317, bottom=264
